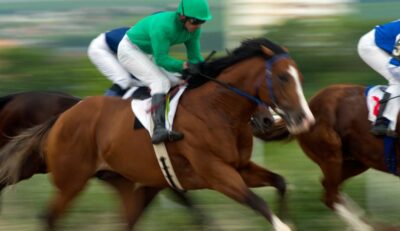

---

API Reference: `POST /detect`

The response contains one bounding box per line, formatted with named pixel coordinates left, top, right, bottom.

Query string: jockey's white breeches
left=358, top=29, right=400, bottom=84
left=88, top=33, right=141, bottom=89
left=358, top=29, right=400, bottom=130
left=117, top=35, right=182, bottom=95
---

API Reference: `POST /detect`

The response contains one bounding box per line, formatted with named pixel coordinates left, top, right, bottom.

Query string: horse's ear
left=261, top=45, right=275, bottom=56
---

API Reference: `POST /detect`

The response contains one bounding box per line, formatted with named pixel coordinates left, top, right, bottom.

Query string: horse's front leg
left=197, top=161, right=292, bottom=231
left=239, top=161, right=286, bottom=196
left=239, top=161, right=288, bottom=219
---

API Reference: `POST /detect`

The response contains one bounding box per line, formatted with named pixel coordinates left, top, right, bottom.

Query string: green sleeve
left=185, top=29, right=204, bottom=64
left=150, top=28, right=184, bottom=73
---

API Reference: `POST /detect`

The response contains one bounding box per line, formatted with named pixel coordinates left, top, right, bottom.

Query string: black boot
left=151, top=93, right=183, bottom=144
left=371, top=92, right=393, bottom=136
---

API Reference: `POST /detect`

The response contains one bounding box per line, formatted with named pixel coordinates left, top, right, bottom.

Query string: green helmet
left=177, top=0, right=212, bottom=21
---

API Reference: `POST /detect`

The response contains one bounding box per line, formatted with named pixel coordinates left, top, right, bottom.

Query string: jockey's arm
left=150, top=29, right=185, bottom=73
left=184, top=29, right=204, bottom=64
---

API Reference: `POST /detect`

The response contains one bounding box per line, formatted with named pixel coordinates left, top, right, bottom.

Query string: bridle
left=194, top=53, right=291, bottom=108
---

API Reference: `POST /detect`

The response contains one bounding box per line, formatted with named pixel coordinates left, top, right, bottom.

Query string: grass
left=1, top=140, right=400, bottom=231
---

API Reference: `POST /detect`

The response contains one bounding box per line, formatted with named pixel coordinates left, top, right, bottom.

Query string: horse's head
left=258, top=44, right=315, bottom=134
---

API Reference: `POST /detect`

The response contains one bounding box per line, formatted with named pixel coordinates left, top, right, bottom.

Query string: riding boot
left=151, top=93, right=183, bottom=144
left=371, top=91, right=391, bottom=136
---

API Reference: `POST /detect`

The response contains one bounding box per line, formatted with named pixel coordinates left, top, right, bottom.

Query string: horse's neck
left=185, top=58, right=263, bottom=124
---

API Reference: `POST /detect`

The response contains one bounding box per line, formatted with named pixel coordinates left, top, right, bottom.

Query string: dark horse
left=0, top=92, right=79, bottom=181
left=0, top=38, right=314, bottom=231
left=254, top=84, right=400, bottom=231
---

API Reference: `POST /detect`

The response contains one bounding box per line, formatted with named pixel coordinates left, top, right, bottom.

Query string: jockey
left=88, top=27, right=143, bottom=97
left=118, top=0, right=212, bottom=144
left=358, top=19, right=400, bottom=136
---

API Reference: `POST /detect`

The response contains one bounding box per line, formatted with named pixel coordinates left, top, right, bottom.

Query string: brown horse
left=0, top=91, right=290, bottom=229
left=254, top=84, right=400, bottom=231
left=0, top=91, right=213, bottom=227
left=0, top=38, right=314, bottom=231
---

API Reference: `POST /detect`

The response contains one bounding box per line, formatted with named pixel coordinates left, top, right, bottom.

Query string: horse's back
left=46, top=96, right=165, bottom=185
left=0, top=91, right=80, bottom=146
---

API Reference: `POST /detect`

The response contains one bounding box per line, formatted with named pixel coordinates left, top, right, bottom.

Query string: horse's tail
left=0, top=116, right=58, bottom=186
left=253, top=119, right=293, bottom=142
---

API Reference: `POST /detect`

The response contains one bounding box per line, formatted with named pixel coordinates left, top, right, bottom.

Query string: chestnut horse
left=0, top=38, right=314, bottom=231
left=0, top=93, right=289, bottom=229
left=254, top=84, right=400, bottom=231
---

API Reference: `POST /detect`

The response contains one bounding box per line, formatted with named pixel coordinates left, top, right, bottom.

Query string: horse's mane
left=187, top=37, right=287, bottom=89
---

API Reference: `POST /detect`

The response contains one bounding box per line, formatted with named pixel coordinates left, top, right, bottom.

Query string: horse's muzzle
left=281, top=110, right=315, bottom=135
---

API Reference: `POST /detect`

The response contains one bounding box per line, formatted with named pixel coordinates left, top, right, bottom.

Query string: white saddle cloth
left=131, top=86, right=186, bottom=134
left=366, top=85, right=400, bottom=131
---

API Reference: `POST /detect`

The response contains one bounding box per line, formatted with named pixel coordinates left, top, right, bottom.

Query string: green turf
left=1, top=140, right=399, bottom=230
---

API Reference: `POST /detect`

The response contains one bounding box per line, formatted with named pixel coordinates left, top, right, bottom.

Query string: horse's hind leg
left=239, top=161, right=288, bottom=218
left=102, top=177, right=160, bottom=230
left=44, top=149, right=95, bottom=230
left=44, top=173, right=90, bottom=231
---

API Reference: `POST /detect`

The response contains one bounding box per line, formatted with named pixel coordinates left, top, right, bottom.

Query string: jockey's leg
left=88, top=33, right=131, bottom=96
left=371, top=91, right=391, bottom=136
left=117, top=36, right=183, bottom=143
left=380, top=84, right=400, bottom=137
left=358, top=29, right=400, bottom=136
left=151, top=93, right=183, bottom=144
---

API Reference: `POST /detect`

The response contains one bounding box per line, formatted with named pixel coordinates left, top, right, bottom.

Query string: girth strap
left=150, top=119, right=184, bottom=191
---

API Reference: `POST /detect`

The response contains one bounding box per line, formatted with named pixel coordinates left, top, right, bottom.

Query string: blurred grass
left=1, top=3, right=400, bottom=230
left=1, top=140, right=399, bottom=231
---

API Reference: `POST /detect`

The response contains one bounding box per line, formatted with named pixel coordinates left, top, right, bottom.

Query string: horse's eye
left=278, top=74, right=290, bottom=83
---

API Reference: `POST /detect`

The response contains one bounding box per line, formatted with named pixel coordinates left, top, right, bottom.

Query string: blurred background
left=1, top=0, right=400, bottom=230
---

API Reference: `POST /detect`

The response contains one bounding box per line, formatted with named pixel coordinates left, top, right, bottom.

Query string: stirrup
left=371, top=126, right=388, bottom=136
left=167, top=130, right=184, bottom=142
left=152, top=128, right=183, bottom=144
left=371, top=118, right=389, bottom=136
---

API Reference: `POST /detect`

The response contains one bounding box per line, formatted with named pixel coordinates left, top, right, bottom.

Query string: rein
left=195, top=53, right=290, bottom=107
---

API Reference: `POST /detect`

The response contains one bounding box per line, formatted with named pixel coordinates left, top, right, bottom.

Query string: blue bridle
left=211, top=53, right=291, bottom=107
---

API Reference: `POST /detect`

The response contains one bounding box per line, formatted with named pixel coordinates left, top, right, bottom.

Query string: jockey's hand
left=393, top=38, right=400, bottom=60
left=182, top=62, right=202, bottom=80
left=187, top=62, right=202, bottom=75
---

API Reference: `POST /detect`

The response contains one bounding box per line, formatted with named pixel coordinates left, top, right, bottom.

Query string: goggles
left=187, top=17, right=205, bottom=25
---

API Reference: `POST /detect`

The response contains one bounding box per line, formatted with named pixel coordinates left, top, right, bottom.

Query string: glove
left=393, top=38, right=400, bottom=60
left=181, top=62, right=202, bottom=80
left=186, top=62, right=202, bottom=76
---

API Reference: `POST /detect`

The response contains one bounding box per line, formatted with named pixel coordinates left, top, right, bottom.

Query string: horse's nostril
left=263, top=118, right=273, bottom=127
